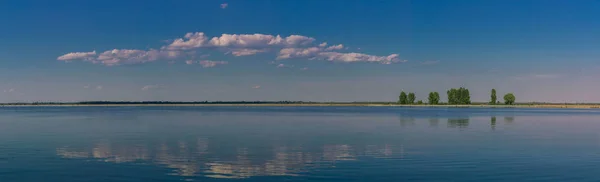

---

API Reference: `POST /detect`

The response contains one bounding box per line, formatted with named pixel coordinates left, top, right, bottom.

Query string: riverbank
left=1, top=103, right=599, bottom=109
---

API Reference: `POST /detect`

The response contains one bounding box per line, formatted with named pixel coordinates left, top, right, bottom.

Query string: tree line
left=399, top=88, right=516, bottom=105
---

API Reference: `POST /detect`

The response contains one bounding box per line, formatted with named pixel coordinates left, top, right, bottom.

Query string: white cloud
left=165, top=32, right=210, bottom=51
left=3, top=88, right=15, bottom=93
left=317, top=52, right=403, bottom=64
left=58, top=49, right=181, bottom=66
left=276, top=47, right=321, bottom=60
left=141, top=85, right=160, bottom=91
left=96, top=86, right=103, bottom=90
left=58, top=32, right=402, bottom=66
left=252, top=85, right=261, bottom=89
left=277, top=47, right=404, bottom=64
left=57, top=51, right=96, bottom=61
left=199, top=60, right=228, bottom=68
left=276, top=64, right=294, bottom=68
left=220, top=3, right=228, bottom=9
left=301, top=67, right=308, bottom=71
left=185, top=60, right=195, bottom=65
left=165, top=32, right=315, bottom=51
left=229, top=49, right=268, bottom=56
left=96, top=49, right=160, bottom=66
left=83, top=85, right=90, bottom=89
left=324, top=44, right=344, bottom=51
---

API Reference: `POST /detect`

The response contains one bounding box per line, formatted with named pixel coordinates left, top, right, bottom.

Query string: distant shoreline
left=1, top=103, right=599, bottom=109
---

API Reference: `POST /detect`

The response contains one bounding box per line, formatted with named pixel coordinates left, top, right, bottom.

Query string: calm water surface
left=2, top=106, right=600, bottom=181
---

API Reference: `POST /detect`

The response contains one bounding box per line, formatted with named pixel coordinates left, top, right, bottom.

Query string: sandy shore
left=1, top=104, right=599, bottom=109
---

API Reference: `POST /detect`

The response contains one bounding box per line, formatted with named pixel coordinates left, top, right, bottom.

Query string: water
left=2, top=106, right=600, bottom=182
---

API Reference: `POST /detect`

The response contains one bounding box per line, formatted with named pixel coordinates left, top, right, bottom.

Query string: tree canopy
left=447, top=87, right=471, bottom=105
left=399, top=91, right=408, bottom=104
left=428, top=92, right=440, bottom=105
left=504, top=93, right=516, bottom=105
left=408, top=93, right=416, bottom=104
left=490, top=89, right=497, bottom=104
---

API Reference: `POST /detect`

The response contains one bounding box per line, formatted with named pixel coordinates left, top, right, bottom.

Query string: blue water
left=2, top=106, right=600, bottom=182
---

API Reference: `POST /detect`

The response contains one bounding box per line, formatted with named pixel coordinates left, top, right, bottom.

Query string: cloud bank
left=58, top=32, right=404, bottom=66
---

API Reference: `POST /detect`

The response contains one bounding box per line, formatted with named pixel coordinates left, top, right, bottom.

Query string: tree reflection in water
left=491, top=116, right=497, bottom=130
left=504, top=116, right=515, bottom=124
left=429, top=118, right=440, bottom=127
left=447, top=118, right=469, bottom=128
left=399, top=116, right=416, bottom=127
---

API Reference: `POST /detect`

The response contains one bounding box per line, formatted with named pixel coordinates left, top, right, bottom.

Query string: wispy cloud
left=199, top=60, right=228, bottom=68
left=141, top=85, right=160, bottom=91
left=276, top=63, right=294, bottom=68
left=58, top=49, right=181, bottom=66
left=252, top=85, right=261, bottom=89
left=3, top=88, right=15, bottom=93
left=277, top=47, right=405, bottom=64
left=83, top=85, right=103, bottom=90
left=220, top=3, right=228, bottom=9
left=324, top=44, right=344, bottom=51
left=512, top=74, right=561, bottom=80
left=300, top=67, right=308, bottom=71
left=228, top=49, right=268, bottom=56
left=57, top=51, right=96, bottom=61
left=532, top=74, right=560, bottom=79
left=184, top=60, right=228, bottom=68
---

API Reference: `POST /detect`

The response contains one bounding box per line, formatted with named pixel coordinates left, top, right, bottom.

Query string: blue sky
left=1, top=0, right=599, bottom=102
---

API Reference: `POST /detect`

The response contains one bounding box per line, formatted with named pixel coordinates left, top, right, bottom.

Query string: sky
left=1, top=0, right=599, bottom=103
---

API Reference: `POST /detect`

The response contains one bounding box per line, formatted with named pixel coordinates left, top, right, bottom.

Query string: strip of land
left=0, top=102, right=599, bottom=109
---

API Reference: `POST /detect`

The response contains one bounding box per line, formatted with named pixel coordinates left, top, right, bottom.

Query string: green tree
left=447, top=87, right=470, bottom=104
left=504, top=93, right=516, bottom=105
left=408, top=93, right=416, bottom=104
left=428, top=92, right=440, bottom=105
left=417, top=100, right=423, bottom=105
left=447, top=89, right=457, bottom=104
left=490, top=89, right=497, bottom=104
left=428, top=92, right=435, bottom=104
left=461, top=87, right=471, bottom=104
left=399, top=91, right=408, bottom=104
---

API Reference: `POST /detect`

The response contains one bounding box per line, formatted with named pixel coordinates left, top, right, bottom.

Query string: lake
left=2, top=106, right=600, bottom=181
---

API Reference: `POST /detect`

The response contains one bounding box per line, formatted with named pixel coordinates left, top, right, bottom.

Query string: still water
left=2, top=106, right=600, bottom=181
